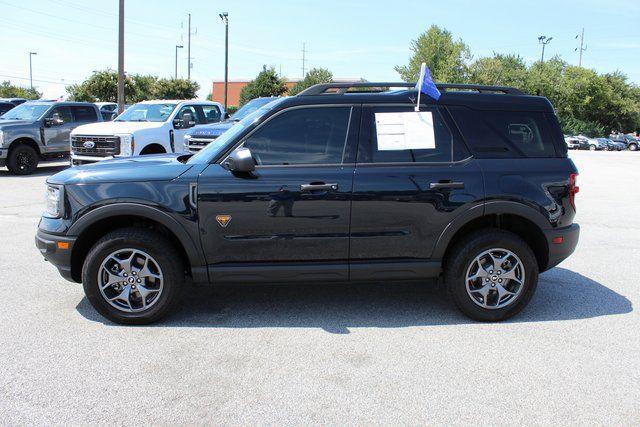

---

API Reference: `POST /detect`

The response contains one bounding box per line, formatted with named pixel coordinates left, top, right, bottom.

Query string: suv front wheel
left=444, top=229, right=539, bottom=322
left=82, top=228, right=184, bottom=324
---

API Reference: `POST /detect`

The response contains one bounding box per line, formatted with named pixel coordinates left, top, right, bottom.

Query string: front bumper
left=544, top=223, right=580, bottom=270
left=35, top=229, right=77, bottom=282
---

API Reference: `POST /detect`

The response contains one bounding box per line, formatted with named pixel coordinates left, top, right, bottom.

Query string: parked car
left=564, top=135, right=581, bottom=150
left=0, top=97, right=27, bottom=106
left=184, top=97, right=279, bottom=153
left=94, top=102, right=118, bottom=121
left=610, top=134, right=638, bottom=151
left=0, top=101, right=102, bottom=174
left=0, top=101, right=15, bottom=116
left=36, top=82, right=580, bottom=324
left=583, top=137, right=606, bottom=150
left=70, top=100, right=225, bottom=165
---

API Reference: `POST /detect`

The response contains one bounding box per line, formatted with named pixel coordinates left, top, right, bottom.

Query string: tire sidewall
left=446, top=231, right=539, bottom=322
left=8, top=145, right=39, bottom=175
left=82, top=232, right=182, bottom=324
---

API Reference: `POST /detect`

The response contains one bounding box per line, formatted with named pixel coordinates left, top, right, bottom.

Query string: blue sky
left=1, top=0, right=639, bottom=99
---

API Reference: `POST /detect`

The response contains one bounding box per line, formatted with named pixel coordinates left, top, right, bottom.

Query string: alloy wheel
left=465, top=248, right=525, bottom=310
left=98, top=248, right=164, bottom=313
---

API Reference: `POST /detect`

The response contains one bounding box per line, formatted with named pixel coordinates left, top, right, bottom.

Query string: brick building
left=210, top=79, right=300, bottom=108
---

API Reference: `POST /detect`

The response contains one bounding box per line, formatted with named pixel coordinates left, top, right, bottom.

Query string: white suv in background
left=70, top=100, right=225, bottom=165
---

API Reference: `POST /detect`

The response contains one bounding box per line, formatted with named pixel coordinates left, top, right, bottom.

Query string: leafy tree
left=151, top=78, right=199, bottom=100
left=0, top=81, right=41, bottom=99
left=238, top=66, right=287, bottom=106
left=289, top=68, right=333, bottom=95
left=66, top=70, right=165, bottom=103
left=395, top=25, right=471, bottom=83
left=468, top=54, right=528, bottom=89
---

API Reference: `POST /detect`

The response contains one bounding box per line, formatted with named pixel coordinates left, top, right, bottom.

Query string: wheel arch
left=435, top=201, right=550, bottom=272
left=68, top=203, right=206, bottom=283
left=139, top=143, right=167, bottom=155
left=8, top=136, right=42, bottom=154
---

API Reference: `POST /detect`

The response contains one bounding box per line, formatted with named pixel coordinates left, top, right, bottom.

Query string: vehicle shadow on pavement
left=0, top=164, right=68, bottom=178
left=76, top=267, right=632, bottom=332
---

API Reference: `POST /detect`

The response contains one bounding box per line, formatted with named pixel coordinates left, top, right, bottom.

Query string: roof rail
left=297, top=82, right=524, bottom=96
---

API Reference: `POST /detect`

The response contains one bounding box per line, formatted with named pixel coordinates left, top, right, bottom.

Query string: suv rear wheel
left=7, top=144, right=39, bottom=175
left=444, top=229, right=539, bottom=322
left=81, top=228, right=184, bottom=324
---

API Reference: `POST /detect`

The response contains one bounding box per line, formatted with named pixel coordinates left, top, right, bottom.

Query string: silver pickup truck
left=0, top=101, right=102, bottom=175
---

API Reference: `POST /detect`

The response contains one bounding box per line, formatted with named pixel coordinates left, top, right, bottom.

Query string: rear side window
left=71, top=106, right=98, bottom=122
left=358, top=106, right=468, bottom=164
left=449, top=107, right=557, bottom=158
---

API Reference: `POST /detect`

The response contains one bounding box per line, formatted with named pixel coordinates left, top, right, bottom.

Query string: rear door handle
left=300, top=183, right=339, bottom=192
left=430, top=181, right=465, bottom=190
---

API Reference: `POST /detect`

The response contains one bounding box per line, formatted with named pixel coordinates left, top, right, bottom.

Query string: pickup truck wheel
left=444, top=229, right=539, bottom=322
left=7, top=144, right=39, bottom=175
left=81, top=228, right=184, bottom=324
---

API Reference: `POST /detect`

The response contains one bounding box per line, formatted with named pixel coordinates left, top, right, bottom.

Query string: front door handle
left=430, top=181, right=465, bottom=190
left=300, top=183, right=339, bottom=192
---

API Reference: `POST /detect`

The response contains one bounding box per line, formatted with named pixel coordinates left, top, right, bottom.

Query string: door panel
left=349, top=105, right=484, bottom=265
left=42, top=106, right=74, bottom=153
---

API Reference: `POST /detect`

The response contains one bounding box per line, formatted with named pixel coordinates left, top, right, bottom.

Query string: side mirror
left=224, top=112, right=230, bottom=120
left=182, top=111, right=195, bottom=129
left=223, top=147, right=255, bottom=173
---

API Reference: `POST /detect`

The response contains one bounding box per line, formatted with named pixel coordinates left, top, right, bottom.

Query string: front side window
left=71, top=106, right=98, bottom=122
left=115, top=103, right=177, bottom=122
left=358, top=106, right=460, bottom=163
left=47, top=106, right=73, bottom=123
left=243, top=107, right=351, bottom=166
left=176, top=105, right=199, bottom=124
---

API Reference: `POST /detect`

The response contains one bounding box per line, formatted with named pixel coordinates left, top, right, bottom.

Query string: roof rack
left=297, top=82, right=524, bottom=96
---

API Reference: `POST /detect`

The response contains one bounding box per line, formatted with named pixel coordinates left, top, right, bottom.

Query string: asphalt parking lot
left=0, top=151, right=638, bottom=424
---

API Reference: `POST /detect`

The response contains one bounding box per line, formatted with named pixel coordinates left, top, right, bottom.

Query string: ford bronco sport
left=36, top=82, right=580, bottom=324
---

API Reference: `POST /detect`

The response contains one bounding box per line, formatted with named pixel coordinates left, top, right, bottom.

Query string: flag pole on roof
left=414, top=62, right=441, bottom=112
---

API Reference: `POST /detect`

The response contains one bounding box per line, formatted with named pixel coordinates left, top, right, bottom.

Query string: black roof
left=283, top=82, right=554, bottom=112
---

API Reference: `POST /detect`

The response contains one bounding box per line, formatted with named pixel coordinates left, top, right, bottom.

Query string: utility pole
left=301, top=42, right=307, bottom=78
left=219, top=12, right=229, bottom=111
left=187, top=14, right=191, bottom=80
left=28, top=52, right=37, bottom=90
left=175, top=44, right=183, bottom=79
left=575, top=28, right=587, bottom=67
left=538, top=35, right=553, bottom=63
left=117, top=0, right=125, bottom=113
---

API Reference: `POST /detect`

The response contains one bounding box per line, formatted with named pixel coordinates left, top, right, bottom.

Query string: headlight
left=44, top=184, right=62, bottom=218
left=117, top=134, right=134, bottom=156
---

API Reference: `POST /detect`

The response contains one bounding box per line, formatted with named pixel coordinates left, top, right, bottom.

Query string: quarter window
left=243, top=107, right=351, bottom=165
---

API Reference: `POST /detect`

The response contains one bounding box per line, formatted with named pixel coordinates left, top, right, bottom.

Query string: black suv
left=36, top=82, right=580, bottom=324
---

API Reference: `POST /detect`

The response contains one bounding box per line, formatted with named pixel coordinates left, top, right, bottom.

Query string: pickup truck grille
left=187, top=136, right=217, bottom=153
left=71, top=135, right=120, bottom=156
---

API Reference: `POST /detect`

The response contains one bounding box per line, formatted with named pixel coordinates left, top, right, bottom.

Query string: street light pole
left=117, top=0, right=125, bottom=113
left=219, top=12, right=229, bottom=111
left=28, top=52, right=37, bottom=90
left=175, top=45, right=183, bottom=79
left=538, top=35, right=553, bottom=63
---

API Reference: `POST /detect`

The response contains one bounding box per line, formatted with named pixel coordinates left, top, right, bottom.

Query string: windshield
left=188, top=98, right=285, bottom=164
left=115, top=103, right=177, bottom=122
left=0, top=103, right=50, bottom=121
left=230, top=97, right=277, bottom=121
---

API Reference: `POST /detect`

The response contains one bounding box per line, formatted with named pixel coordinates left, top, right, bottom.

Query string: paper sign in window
left=374, top=112, right=436, bottom=151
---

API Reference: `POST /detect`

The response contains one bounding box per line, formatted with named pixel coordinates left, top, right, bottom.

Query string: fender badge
left=216, top=215, right=232, bottom=228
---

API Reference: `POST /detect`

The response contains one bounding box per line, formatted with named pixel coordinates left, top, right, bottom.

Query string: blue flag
left=415, top=63, right=441, bottom=101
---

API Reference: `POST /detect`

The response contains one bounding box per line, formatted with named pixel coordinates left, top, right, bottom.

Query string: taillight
left=569, top=173, right=579, bottom=211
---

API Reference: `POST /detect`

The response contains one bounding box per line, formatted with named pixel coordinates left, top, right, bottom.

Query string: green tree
left=289, top=68, right=333, bottom=95
left=395, top=25, right=471, bottom=83
left=468, top=54, right=528, bottom=88
left=66, top=70, right=159, bottom=103
left=151, top=78, right=199, bottom=100
left=239, top=66, right=287, bottom=106
left=0, top=81, right=41, bottom=99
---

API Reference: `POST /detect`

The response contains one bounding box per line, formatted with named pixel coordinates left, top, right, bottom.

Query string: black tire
left=7, top=144, right=39, bottom=175
left=589, top=145, right=596, bottom=151
left=81, top=227, right=184, bottom=324
left=629, top=143, right=638, bottom=152
left=444, top=229, right=539, bottom=322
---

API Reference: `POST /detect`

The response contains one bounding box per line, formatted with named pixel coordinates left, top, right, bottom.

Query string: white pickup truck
left=70, top=100, right=225, bottom=165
